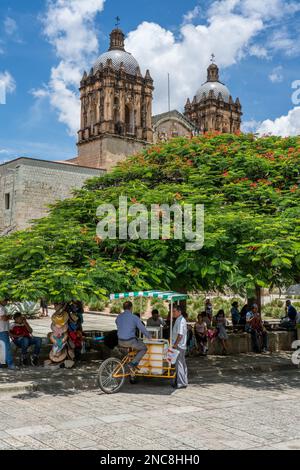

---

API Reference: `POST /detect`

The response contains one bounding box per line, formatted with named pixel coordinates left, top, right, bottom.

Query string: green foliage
left=150, top=298, right=169, bottom=318
left=0, top=133, right=300, bottom=302
left=5, top=301, right=40, bottom=319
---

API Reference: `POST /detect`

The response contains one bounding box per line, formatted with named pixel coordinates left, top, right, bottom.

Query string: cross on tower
left=210, top=53, right=216, bottom=64
left=115, top=16, right=121, bottom=27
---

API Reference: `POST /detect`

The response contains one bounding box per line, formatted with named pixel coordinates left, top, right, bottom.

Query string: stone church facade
left=184, top=62, right=242, bottom=133
left=76, top=28, right=154, bottom=171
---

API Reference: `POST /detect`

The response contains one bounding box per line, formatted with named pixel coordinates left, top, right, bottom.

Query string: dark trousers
left=250, top=330, right=268, bottom=353
left=14, top=336, right=42, bottom=357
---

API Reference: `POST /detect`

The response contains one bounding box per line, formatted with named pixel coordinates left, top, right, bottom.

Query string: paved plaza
left=1, top=313, right=299, bottom=451
left=0, top=367, right=299, bottom=450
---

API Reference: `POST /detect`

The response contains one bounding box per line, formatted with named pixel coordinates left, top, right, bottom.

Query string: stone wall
left=0, top=158, right=105, bottom=232
left=208, top=331, right=296, bottom=355
left=77, top=134, right=147, bottom=171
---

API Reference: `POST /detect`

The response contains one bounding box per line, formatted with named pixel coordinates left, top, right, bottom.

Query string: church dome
left=196, top=60, right=230, bottom=103
left=94, top=27, right=140, bottom=76
left=196, top=81, right=230, bottom=103
left=94, top=50, right=140, bottom=75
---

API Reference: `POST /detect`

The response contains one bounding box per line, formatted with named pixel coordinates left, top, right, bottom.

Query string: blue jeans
left=14, top=336, right=42, bottom=357
left=0, top=331, right=14, bottom=368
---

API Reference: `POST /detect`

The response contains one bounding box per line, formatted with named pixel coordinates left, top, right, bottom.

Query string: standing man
left=40, top=298, right=48, bottom=317
left=0, top=300, right=15, bottom=370
left=116, top=301, right=152, bottom=372
left=172, top=306, right=188, bottom=389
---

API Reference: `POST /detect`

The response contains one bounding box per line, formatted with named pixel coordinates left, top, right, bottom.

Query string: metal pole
left=168, top=73, right=171, bottom=112
left=169, top=299, right=173, bottom=346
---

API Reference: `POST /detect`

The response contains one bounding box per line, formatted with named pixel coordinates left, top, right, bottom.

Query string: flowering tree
left=0, top=133, right=299, bottom=303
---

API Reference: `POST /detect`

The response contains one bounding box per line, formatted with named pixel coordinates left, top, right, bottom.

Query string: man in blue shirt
left=116, top=301, right=151, bottom=370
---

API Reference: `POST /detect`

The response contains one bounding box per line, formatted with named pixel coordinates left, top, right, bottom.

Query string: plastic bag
left=166, top=347, right=180, bottom=364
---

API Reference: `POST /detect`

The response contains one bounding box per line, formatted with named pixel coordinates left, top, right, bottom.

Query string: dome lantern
left=94, top=27, right=140, bottom=76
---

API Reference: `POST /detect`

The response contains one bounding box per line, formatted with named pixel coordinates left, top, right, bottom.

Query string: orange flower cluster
left=248, top=246, right=258, bottom=251
left=257, top=179, right=272, bottom=186
left=130, top=268, right=140, bottom=277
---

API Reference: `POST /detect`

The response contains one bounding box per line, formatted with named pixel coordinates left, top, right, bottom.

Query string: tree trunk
left=255, top=285, right=262, bottom=312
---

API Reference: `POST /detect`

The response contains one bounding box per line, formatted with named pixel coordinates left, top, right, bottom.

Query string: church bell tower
left=77, top=26, right=154, bottom=171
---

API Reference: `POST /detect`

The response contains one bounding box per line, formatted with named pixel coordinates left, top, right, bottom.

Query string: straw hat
left=52, top=311, right=68, bottom=327
left=49, top=347, right=67, bottom=363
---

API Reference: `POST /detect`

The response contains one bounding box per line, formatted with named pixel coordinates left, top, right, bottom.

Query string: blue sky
left=0, top=0, right=300, bottom=162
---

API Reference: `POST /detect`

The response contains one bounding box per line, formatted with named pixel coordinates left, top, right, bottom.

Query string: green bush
left=88, top=298, right=109, bottom=312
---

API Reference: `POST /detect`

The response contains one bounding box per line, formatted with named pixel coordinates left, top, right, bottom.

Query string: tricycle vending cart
left=97, top=291, right=188, bottom=394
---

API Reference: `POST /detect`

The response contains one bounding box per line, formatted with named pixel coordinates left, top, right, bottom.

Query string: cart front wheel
left=98, top=357, right=125, bottom=394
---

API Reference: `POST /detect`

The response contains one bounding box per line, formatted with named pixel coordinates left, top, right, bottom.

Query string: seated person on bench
left=9, top=312, right=42, bottom=366
left=116, top=301, right=151, bottom=372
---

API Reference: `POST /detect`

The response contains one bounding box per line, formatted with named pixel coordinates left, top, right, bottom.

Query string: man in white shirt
left=172, top=306, right=188, bottom=389
left=0, top=300, right=15, bottom=370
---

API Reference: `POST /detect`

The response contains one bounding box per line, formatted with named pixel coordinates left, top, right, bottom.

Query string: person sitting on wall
left=245, top=304, right=269, bottom=354
left=194, top=313, right=208, bottom=356
left=10, top=312, right=42, bottom=366
left=280, top=300, right=298, bottom=330
left=231, top=301, right=240, bottom=327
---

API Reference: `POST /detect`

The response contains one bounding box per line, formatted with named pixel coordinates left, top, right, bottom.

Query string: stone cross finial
left=115, top=16, right=120, bottom=27
left=210, top=53, right=216, bottom=64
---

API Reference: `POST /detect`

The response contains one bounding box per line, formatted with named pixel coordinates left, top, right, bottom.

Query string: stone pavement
left=0, top=352, right=295, bottom=392
left=0, top=368, right=299, bottom=450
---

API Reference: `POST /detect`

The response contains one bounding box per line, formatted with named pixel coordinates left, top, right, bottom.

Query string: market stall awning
left=110, top=290, right=188, bottom=301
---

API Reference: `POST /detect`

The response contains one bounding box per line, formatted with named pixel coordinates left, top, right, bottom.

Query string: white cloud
left=126, top=14, right=263, bottom=114
left=0, top=71, right=16, bottom=104
left=257, top=107, right=300, bottom=136
left=268, top=29, right=300, bottom=57
left=248, top=44, right=268, bottom=58
left=30, top=87, right=49, bottom=99
left=38, top=0, right=105, bottom=135
left=242, top=119, right=261, bottom=133
left=269, top=66, right=283, bottom=83
left=182, top=5, right=201, bottom=24
left=4, top=17, right=17, bottom=36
